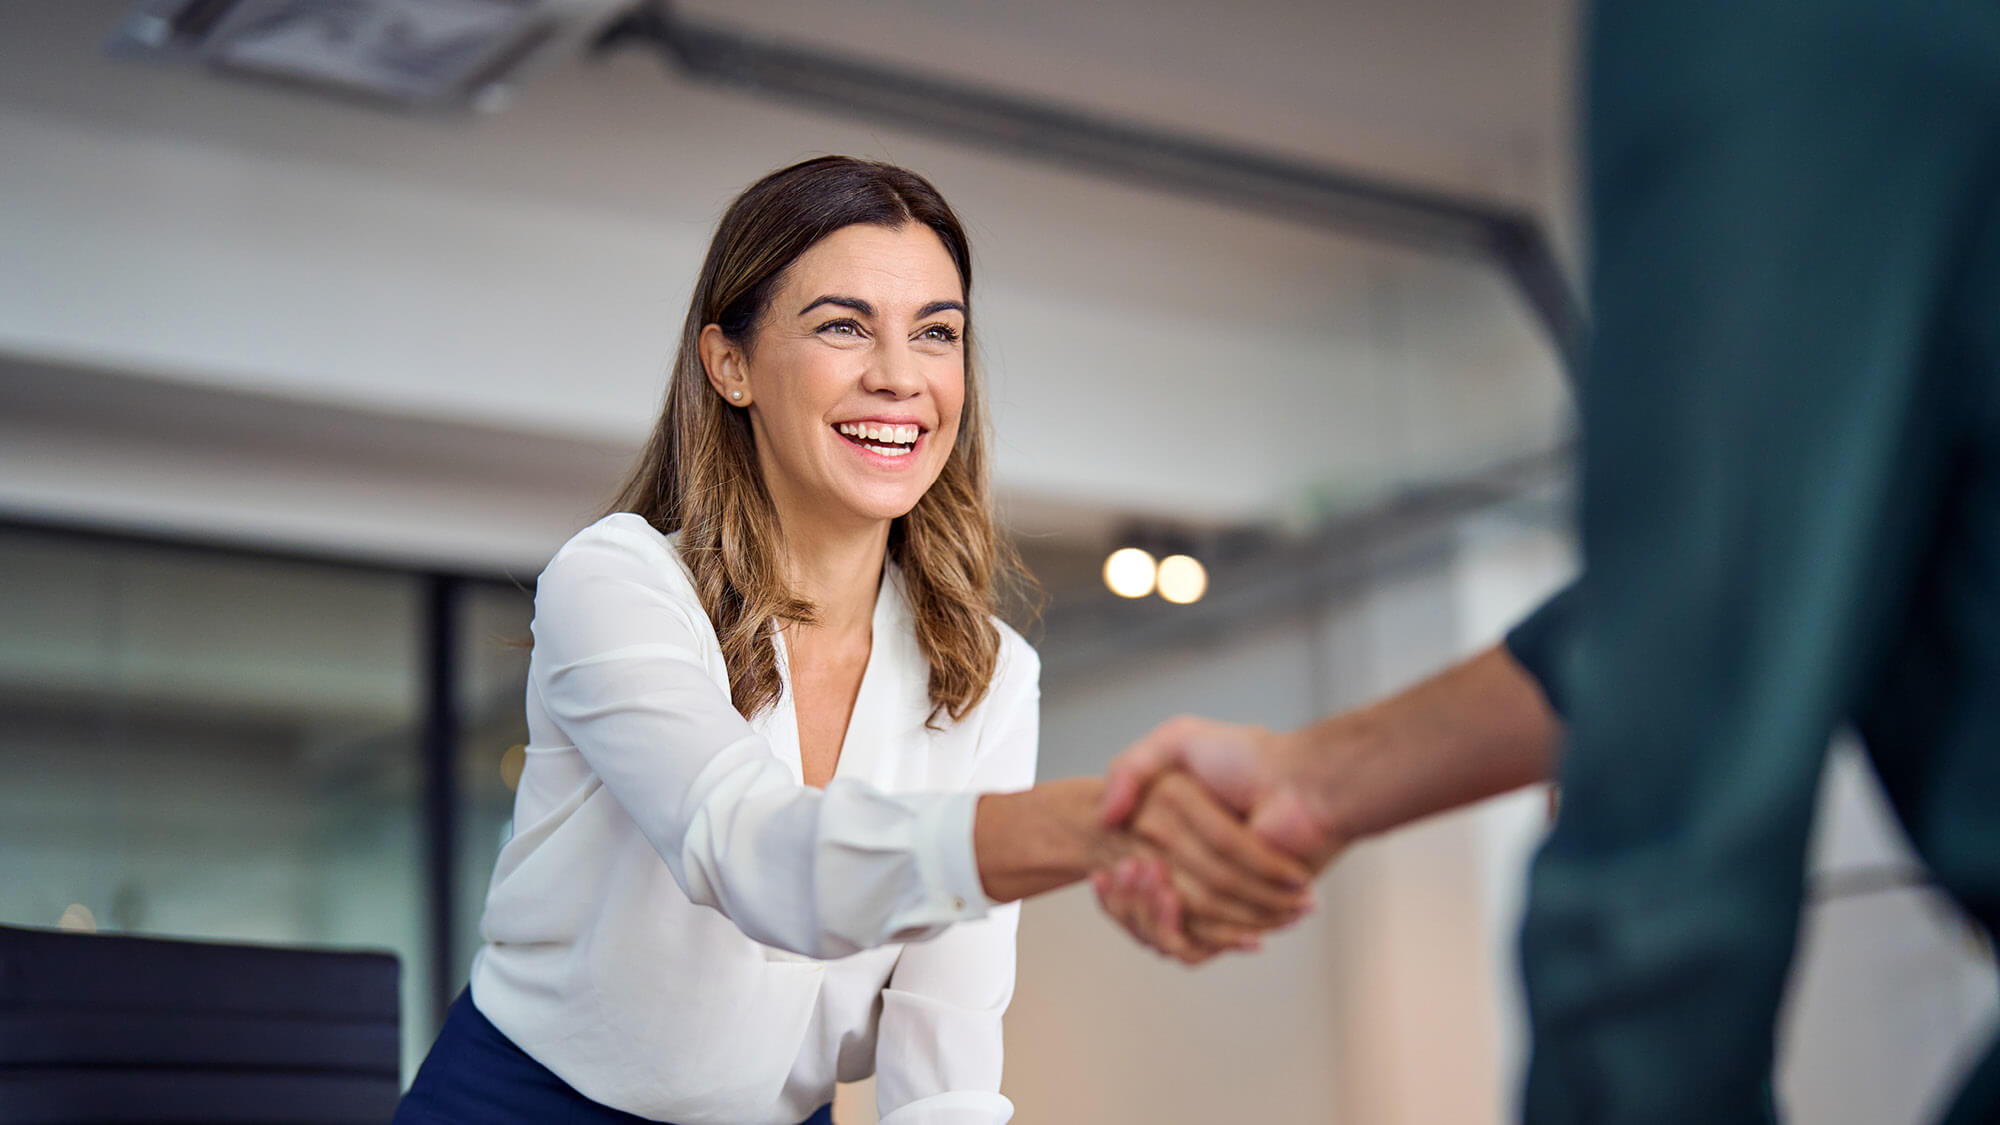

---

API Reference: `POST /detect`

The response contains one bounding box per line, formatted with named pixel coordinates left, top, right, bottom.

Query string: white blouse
left=469, top=513, right=1038, bottom=1125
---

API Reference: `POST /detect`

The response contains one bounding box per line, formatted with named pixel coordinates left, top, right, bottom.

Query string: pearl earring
left=731, top=390, right=743, bottom=401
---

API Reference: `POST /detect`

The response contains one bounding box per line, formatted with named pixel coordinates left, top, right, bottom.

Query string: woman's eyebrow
left=799, top=295, right=874, bottom=318
left=916, top=300, right=967, bottom=318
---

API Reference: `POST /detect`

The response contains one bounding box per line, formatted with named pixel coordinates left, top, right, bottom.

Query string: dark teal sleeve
left=1519, top=2, right=1995, bottom=1122
left=1503, top=583, right=1579, bottom=719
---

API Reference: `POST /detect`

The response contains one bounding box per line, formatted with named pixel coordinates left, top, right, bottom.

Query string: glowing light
left=58, top=903, right=97, bottom=933
left=1156, top=555, right=1209, bottom=604
left=1102, top=548, right=1158, bottom=598
left=500, top=744, right=527, bottom=791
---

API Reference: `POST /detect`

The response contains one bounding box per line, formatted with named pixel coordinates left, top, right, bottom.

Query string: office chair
left=0, top=924, right=400, bottom=1123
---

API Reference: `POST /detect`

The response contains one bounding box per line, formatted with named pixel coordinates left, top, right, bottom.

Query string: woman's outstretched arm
left=535, top=516, right=1308, bottom=960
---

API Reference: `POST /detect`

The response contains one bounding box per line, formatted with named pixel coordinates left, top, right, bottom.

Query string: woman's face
left=707, top=222, right=968, bottom=530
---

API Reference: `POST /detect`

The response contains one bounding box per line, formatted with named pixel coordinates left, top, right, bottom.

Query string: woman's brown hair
left=608, top=155, right=1025, bottom=724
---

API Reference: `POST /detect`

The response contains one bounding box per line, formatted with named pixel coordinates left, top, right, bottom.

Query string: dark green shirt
left=1502, top=2, right=2000, bottom=1122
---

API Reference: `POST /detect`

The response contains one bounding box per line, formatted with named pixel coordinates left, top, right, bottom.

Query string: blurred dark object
left=0, top=924, right=400, bottom=1124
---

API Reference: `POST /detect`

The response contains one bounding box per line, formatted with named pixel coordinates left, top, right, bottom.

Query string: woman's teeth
left=838, top=421, right=920, bottom=444
left=836, top=421, right=919, bottom=457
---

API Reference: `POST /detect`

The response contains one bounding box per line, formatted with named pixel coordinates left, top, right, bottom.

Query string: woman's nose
left=861, top=343, right=924, bottom=397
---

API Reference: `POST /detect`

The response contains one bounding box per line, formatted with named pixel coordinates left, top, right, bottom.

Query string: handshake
left=977, top=648, right=1557, bottom=963
left=984, top=645, right=1561, bottom=965
left=1083, top=715, right=1342, bottom=966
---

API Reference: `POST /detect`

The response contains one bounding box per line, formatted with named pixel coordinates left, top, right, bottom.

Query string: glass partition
left=452, top=581, right=534, bottom=994
left=0, top=524, right=534, bottom=1081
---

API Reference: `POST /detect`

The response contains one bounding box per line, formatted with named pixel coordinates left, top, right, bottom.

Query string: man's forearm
left=1297, top=644, right=1563, bottom=845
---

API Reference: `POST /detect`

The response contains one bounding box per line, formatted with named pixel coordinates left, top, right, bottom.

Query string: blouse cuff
left=877, top=1091, right=1015, bottom=1125
left=889, top=789, right=992, bottom=941
left=926, top=789, right=994, bottom=914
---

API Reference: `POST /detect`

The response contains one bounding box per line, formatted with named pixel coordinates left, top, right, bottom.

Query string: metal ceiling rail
left=592, top=1, right=1584, bottom=375
left=1034, top=442, right=1573, bottom=677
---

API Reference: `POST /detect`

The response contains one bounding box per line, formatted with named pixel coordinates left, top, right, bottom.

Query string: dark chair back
left=0, top=924, right=400, bottom=1124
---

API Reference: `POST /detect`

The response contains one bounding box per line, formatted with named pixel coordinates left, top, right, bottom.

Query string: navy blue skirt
left=396, top=989, right=836, bottom=1125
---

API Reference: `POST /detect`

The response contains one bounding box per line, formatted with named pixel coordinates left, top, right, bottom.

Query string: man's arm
left=1305, top=640, right=1567, bottom=845
left=1095, top=640, right=1565, bottom=960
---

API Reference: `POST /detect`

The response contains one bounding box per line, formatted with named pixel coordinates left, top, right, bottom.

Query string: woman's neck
left=777, top=513, right=891, bottom=639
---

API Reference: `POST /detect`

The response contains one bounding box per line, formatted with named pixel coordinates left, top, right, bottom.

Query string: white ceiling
left=690, top=0, right=1577, bottom=202
left=0, top=0, right=1577, bottom=569
left=3, top=0, right=1576, bottom=207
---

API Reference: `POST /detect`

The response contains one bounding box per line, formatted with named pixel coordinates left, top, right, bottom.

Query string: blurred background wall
left=0, top=2, right=1991, bottom=1121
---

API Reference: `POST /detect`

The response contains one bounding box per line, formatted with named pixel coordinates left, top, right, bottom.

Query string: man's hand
left=1102, top=716, right=1344, bottom=867
left=1100, top=770, right=1317, bottom=963
left=1094, top=717, right=1346, bottom=963
left=970, top=773, right=1311, bottom=962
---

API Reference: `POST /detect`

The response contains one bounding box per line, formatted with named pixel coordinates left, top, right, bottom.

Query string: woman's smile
left=832, top=417, right=929, bottom=462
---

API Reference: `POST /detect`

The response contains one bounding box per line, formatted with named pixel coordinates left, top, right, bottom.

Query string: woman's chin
left=822, top=492, right=926, bottom=527
left=821, top=477, right=938, bottom=525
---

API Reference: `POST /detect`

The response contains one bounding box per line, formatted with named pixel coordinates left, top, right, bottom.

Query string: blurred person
left=1097, top=1, right=2000, bottom=1121
left=394, top=157, right=1311, bottom=1125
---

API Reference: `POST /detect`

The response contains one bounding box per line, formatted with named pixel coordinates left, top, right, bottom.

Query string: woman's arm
left=874, top=902, right=1022, bottom=1125
left=873, top=649, right=1034, bottom=1125
left=536, top=519, right=1307, bottom=962
left=536, top=521, right=991, bottom=958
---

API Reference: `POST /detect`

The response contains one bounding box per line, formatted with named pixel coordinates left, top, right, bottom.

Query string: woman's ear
left=699, top=323, right=752, bottom=407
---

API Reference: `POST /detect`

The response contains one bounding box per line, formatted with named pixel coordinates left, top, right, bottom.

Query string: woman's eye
left=819, top=319, right=863, bottom=337
left=919, top=323, right=961, bottom=344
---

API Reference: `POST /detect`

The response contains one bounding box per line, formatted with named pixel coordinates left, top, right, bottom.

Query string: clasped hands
left=1090, top=716, right=1343, bottom=965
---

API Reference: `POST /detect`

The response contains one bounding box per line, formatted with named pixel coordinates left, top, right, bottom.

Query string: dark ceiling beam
left=593, top=1, right=1584, bottom=374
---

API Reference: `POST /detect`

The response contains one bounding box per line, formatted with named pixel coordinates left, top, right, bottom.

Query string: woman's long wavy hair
left=608, top=155, right=1026, bottom=725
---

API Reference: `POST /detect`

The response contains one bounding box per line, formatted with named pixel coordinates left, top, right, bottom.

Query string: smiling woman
left=392, top=157, right=1316, bottom=1125
left=622, top=160, right=995, bottom=729
left=684, top=217, right=984, bottom=726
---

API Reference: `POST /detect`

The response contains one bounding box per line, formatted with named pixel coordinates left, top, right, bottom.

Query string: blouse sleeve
left=873, top=636, right=1038, bottom=1125
left=530, top=517, right=992, bottom=959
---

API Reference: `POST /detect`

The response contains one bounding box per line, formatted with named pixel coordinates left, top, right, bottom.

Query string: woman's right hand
left=1094, top=771, right=1315, bottom=965
left=972, top=773, right=1311, bottom=963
